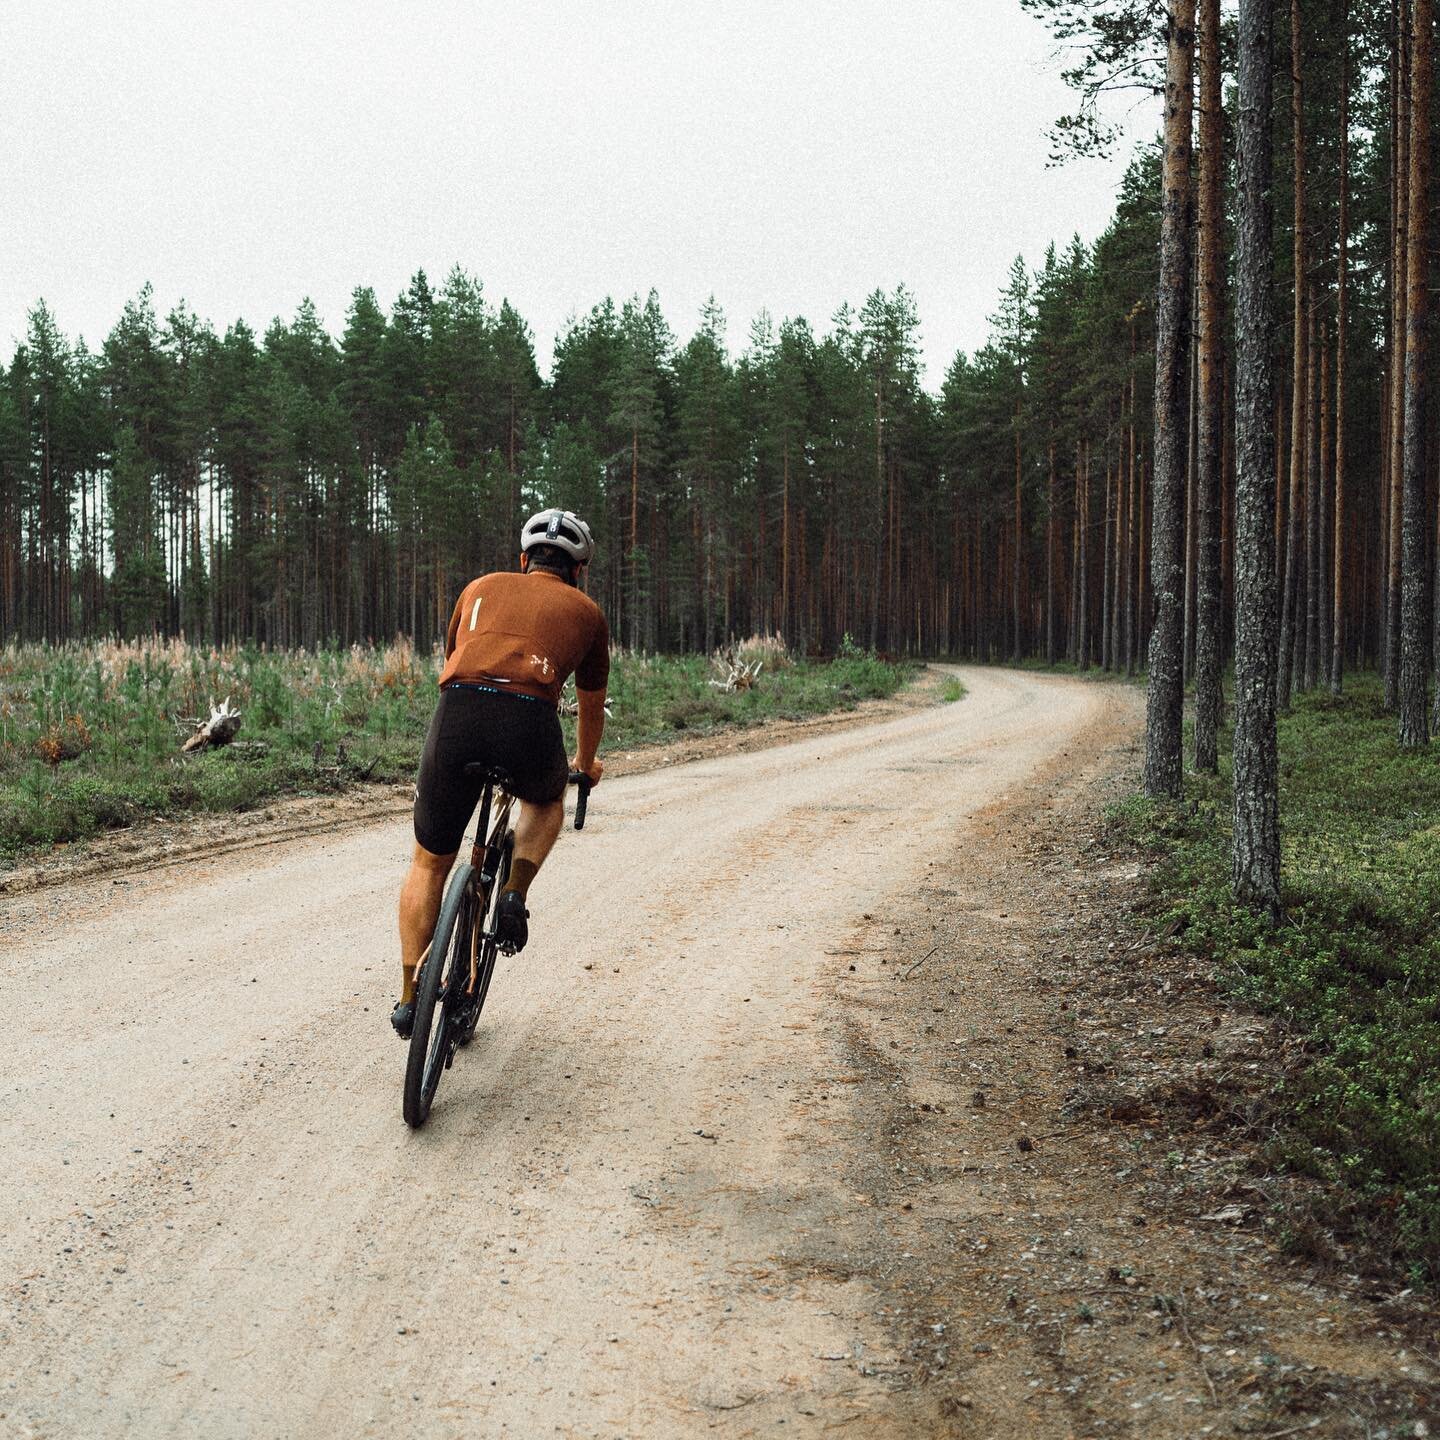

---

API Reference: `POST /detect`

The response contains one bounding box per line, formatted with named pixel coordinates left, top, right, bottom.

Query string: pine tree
left=109, top=423, right=165, bottom=636
left=1398, top=0, right=1433, bottom=745
left=1231, top=0, right=1282, bottom=918
left=1193, top=0, right=1227, bottom=772
left=992, top=258, right=1034, bottom=662
left=1144, top=0, right=1196, bottom=799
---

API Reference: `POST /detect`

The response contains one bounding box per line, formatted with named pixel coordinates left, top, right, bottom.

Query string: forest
left=0, top=1, right=1422, bottom=717
left=1, top=258, right=1157, bottom=668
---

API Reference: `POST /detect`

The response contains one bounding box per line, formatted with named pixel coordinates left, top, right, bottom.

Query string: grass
left=1107, top=674, right=1440, bottom=1284
left=0, top=635, right=914, bottom=865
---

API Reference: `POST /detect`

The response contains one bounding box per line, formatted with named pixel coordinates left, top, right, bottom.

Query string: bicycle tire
left=402, top=861, right=473, bottom=1128
left=457, top=832, right=511, bottom=1047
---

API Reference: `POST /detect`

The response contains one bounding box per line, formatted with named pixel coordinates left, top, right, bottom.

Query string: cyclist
left=392, top=508, right=609, bottom=1039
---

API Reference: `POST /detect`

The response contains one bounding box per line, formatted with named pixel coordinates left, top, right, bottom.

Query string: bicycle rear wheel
left=457, top=832, right=511, bottom=1047
left=403, top=861, right=473, bottom=1128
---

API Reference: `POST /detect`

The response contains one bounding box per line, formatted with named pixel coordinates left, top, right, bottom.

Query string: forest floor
left=1, top=666, right=1433, bottom=1438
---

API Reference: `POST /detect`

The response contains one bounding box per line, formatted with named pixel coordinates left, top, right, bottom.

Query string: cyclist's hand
left=571, top=755, right=603, bottom=786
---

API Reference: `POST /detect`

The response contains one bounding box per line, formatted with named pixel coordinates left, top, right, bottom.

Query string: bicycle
left=402, top=765, right=592, bottom=1129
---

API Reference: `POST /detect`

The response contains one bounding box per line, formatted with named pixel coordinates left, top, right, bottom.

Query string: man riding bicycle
left=392, top=508, right=609, bottom=1039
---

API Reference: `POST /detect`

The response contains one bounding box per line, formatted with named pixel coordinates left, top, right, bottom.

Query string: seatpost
left=471, top=779, right=494, bottom=863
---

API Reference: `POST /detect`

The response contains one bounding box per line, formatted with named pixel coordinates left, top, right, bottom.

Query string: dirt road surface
left=2, top=668, right=1426, bottom=1438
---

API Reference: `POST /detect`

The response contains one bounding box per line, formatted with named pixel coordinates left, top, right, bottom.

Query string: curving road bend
left=0, top=666, right=1127, bottom=1438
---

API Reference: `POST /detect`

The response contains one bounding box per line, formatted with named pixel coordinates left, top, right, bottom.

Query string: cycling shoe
left=495, top=889, right=529, bottom=955
left=391, top=1001, right=415, bottom=1039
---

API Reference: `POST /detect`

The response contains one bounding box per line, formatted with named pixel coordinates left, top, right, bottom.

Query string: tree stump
left=182, top=698, right=243, bottom=753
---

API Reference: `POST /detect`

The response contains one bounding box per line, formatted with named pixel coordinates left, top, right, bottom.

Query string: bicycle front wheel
left=403, top=861, right=473, bottom=1129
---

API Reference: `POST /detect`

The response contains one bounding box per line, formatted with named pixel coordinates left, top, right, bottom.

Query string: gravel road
left=1, top=666, right=1119, bottom=1438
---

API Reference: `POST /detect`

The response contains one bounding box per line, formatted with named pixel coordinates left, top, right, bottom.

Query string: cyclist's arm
left=574, top=687, right=607, bottom=784
left=571, top=608, right=610, bottom=784
left=443, top=590, right=466, bottom=658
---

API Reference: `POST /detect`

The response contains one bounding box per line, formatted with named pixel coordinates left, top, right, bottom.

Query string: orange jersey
left=438, top=570, right=610, bottom=707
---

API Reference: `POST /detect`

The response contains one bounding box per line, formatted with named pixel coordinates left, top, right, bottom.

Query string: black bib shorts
left=413, top=684, right=569, bottom=855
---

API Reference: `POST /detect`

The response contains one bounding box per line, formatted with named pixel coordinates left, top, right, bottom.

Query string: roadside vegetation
left=0, top=635, right=912, bottom=864
left=1108, top=676, right=1440, bottom=1285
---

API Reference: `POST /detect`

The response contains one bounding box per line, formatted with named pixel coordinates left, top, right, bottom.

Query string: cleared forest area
left=0, top=636, right=912, bottom=861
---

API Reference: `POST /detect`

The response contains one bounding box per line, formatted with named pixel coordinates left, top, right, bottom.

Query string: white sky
left=0, top=0, right=1154, bottom=388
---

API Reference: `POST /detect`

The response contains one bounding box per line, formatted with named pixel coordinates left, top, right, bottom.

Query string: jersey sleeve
left=444, top=588, right=466, bottom=659
left=575, top=609, right=611, bottom=691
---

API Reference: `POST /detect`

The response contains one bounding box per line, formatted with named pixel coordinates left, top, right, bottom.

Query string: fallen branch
left=558, top=681, right=614, bottom=718
left=901, top=945, right=938, bottom=980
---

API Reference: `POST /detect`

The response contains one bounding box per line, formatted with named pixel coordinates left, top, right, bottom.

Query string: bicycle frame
left=463, top=777, right=514, bottom=995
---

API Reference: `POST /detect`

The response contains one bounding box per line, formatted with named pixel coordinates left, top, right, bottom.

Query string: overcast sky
left=0, top=0, right=1155, bottom=388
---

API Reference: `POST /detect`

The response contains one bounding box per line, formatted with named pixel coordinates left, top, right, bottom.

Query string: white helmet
left=520, top=508, right=595, bottom=565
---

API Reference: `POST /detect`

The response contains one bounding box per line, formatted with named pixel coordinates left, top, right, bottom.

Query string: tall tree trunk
left=1433, top=487, right=1440, bottom=729
left=1399, top=0, right=1433, bottom=746
left=1331, top=22, right=1350, bottom=695
left=1195, top=0, right=1226, bottom=771
left=1387, top=1, right=1410, bottom=709
left=781, top=438, right=790, bottom=642
left=1079, top=440, right=1091, bottom=668
left=1144, top=0, right=1196, bottom=798
left=1126, top=349, right=1140, bottom=676
left=1222, top=353, right=1236, bottom=638
left=1102, top=447, right=1115, bottom=670
left=1278, top=0, right=1307, bottom=712
left=1303, top=296, right=1321, bottom=693
left=1013, top=398, right=1023, bottom=662
left=1047, top=438, right=1058, bottom=664
left=1111, top=429, right=1125, bottom=668
left=1231, top=0, right=1282, bottom=918
left=1070, top=443, right=1082, bottom=662
left=1317, top=317, right=1333, bottom=691
left=1183, top=317, right=1199, bottom=682
left=870, top=379, right=884, bottom=652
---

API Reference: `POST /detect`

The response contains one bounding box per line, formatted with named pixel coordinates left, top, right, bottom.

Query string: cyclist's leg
left=401, top=690, right=483, bottom=1007
left=491, top=705, right=569, bottom=952
left=502, top=702, right=570, bottom=901
left=398, top=842, right=458, bottom=1003
left=492, top=798, right=561, bottom=954
left=505, top=799, right=565, bottom=900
